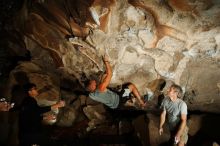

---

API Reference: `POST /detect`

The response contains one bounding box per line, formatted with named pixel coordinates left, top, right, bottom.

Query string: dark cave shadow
left=187, top=113, right=220, bottom=146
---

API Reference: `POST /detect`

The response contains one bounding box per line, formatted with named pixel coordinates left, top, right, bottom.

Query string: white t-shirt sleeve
left=180, top=102, right=187, bottom=115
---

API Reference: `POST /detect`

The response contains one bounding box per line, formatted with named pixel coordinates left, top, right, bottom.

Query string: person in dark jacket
left=19, top=83, right=65, bottom=146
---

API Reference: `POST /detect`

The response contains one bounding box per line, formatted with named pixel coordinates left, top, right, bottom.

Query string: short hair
left=23, top=83, right=36, bottom=93
left=170, top=84, right=183, bottom=98
left=84, top=80, right=91, bottom=89
left=84, top=79, right=96, bottom=91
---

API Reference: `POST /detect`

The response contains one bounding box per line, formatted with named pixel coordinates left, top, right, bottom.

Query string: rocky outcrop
left=146, top=112, right=220, bottom=146
left=5, top=61, right=84, bottom=126
left=12, top=0, right=220, bottom=113
left=1, top=0, right=220, bottom=145
left=7, top=62, right=60, bottom=103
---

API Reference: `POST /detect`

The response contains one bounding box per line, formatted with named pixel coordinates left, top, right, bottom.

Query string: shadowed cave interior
left=0, top=0, right=220, bottom=146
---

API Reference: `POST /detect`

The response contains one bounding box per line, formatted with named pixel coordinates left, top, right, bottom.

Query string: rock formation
left=0, top=0, right=220, bottom=145
left=10, top=0, right=219, bottom=114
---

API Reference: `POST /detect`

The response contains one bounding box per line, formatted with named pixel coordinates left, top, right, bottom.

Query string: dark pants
left=117, top=83, right=132, bottom=108
left=19, top=131, right=52, bottom=146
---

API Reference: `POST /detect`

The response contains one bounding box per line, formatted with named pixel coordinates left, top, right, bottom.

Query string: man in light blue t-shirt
left=84, top=55, right=146, bottom=132
left=159, top=84, right=188, bottom=146
left=86, top=55, right=146, bottom=109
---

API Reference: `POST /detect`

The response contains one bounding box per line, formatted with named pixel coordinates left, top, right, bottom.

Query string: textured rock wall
left=14, top=0, right=220, bottom=113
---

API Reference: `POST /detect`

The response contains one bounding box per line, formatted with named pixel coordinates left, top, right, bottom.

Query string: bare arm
left=0, top=102, right=11, bottom=111
left=51, top=100, right=65, bottom=111
left=128, top=84, right=145, bottom=106
left=98, top=55, right=112, bottom=92
left=175, top=114, right=187, bottom=140
left=159, top=110, right=166, bottom=135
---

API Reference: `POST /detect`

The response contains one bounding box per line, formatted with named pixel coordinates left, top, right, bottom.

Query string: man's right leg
left=127, top=83, right=145, bottom=107
left=178, top=126, right=188, bottom=146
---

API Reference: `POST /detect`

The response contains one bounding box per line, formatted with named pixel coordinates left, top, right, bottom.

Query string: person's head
left=85, top=79, right=97, bottom=92
left=167, top=84, right=183, bottom=99
left=23, top=83, right=39, bottom=97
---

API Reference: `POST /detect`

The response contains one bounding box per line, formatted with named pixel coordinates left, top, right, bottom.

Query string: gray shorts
left=171, top=126, right=188, bottom=144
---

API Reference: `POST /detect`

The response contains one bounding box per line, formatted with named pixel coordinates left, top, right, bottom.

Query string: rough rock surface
left=0, top=0, right=219, bottom=145
left=15, top=0, right=220, bottom=113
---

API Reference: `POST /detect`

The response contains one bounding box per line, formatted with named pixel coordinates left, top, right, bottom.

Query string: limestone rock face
left=7, top=61, right=60, bottom=105
left=12, top=0, right=220, bottom=113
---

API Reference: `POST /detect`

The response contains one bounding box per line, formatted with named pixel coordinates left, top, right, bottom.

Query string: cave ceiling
left=1, top=0, right=220, bottom=113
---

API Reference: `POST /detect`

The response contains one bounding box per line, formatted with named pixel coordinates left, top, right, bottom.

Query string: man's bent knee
left=127, top=83, right=136, bottom=90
